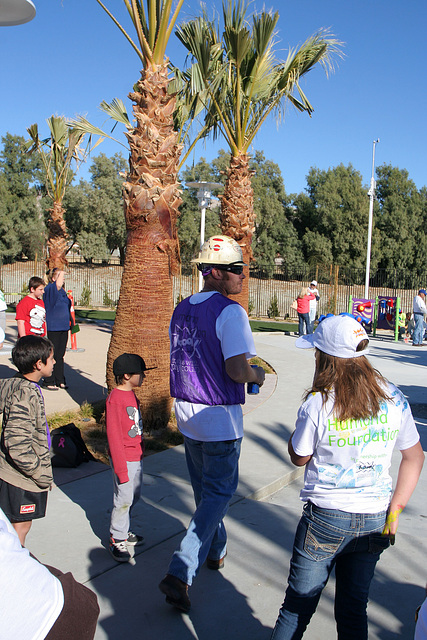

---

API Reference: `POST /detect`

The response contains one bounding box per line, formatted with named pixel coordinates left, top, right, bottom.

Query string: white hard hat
left=192, top=235, right=246, bottom=267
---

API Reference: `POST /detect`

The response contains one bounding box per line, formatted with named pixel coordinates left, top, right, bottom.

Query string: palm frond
left=100, top=98, right=131, bottom=128
left=67, top=113, right=127, bottom=150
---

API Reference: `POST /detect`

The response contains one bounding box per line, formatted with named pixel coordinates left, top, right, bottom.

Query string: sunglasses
left=220, top=265, right=244, bottom=275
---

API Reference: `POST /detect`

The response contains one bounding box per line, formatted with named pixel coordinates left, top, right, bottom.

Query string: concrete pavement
left=2, top=314, right=427, bottom=639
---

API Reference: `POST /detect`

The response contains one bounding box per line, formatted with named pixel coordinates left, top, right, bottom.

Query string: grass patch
left=250, top=319, right=297, bottom=333
left=75, top=309, right=116, bottom=321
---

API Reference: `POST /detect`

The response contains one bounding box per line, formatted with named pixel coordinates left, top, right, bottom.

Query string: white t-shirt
left=308, top=287, right=319, bottom=312
left=292, top=382, right=420, bottom=513
left=0, top=508, right=64, bottom=640
left=173, top=291, right=256, bottom=441
left=414, top=295, right=427, bottom=315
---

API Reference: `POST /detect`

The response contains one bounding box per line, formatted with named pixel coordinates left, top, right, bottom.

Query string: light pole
left=186, top=181, right=223, bottom=291
left=364, top=139, right=380, bottom=299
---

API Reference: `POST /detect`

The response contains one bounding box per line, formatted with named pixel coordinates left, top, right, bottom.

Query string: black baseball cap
left=113, top=353, right=156, bottom=376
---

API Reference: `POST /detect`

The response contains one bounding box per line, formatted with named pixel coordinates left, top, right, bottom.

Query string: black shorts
left=0, top=479, right=48, bottom=521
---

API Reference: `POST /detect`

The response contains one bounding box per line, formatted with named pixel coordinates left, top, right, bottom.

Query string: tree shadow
left=62, top=361, right=108, bottom=406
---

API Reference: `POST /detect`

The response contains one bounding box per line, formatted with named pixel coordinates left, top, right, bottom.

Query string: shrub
left=267, top=294, right=279, bottom=319
left=102, top=283, right=115, bottom=308
left=80, top=281, right=91, bottom=307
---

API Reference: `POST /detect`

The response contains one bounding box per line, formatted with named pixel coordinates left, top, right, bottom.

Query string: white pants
left=109, top=459, right=143, bottom=540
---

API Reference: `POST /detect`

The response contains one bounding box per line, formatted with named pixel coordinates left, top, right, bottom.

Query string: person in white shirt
left=270, top=314, right=424, bottom=640
left=413, top=288, right=427, bottom=346
left=307, top=280, right=320, bottom=332
left=0, top=507, right=99, bottom=639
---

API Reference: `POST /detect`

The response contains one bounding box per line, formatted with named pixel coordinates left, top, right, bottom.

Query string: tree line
left=1, top=133, right=426, bottom=278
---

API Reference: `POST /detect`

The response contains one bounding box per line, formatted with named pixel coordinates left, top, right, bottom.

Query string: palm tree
left=175, top=0, right=343, bottom=310
left=83, top=0, right=187, bottom=428
left=26, top=116, right=86, bottom=270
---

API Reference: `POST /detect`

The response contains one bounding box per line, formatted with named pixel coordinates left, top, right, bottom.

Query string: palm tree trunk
left=46, top=201, right=68, bottom=271
left=106, top=62, right=182, bottom=429
left=220, top=153, right=255, bottom=312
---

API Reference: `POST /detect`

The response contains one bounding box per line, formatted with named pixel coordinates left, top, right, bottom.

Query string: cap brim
left=295, top=334, right=316, bottom=349
left=143, top=366, right=157, bottom=371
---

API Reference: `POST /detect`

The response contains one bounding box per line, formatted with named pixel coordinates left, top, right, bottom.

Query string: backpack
left=50, top=423, right=96, bottom=468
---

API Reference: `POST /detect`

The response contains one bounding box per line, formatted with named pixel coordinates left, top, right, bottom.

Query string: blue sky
left=1, top=0, right=426, bottom=195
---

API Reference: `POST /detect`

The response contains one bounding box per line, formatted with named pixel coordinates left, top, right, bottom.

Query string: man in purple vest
left=159, top=235, right=265, bottom=612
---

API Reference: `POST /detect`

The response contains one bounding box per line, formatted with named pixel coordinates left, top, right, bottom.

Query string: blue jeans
left=271, top=502, right=389, bottom=640
left=298, top=313, right=311, bottom=336
left=168, top=436, right=241, bottom=585
left=413, top=313, right=425, bottom=344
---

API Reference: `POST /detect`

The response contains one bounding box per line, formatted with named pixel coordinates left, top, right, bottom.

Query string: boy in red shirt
left=106, top=353, right=155, bottom=562
left=15, top=277, right=46, bottom=338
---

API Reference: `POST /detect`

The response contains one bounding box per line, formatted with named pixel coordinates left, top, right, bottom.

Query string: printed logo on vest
left=20, top=504, right=36, bottom=514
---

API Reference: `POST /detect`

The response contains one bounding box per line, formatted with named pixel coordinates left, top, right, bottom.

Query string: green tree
left=250, top=151, right=303, bottom=273
left=176, top=0, right=342, bottom=310
left=65, top=153, right=127, bottom=264
left=294, top=164, right=375, bottom=271
left=375, top=164, right=425, bottom=274
left=90, top=153, right=127, bottom=262
left=0, top=134, right=46, bottom=261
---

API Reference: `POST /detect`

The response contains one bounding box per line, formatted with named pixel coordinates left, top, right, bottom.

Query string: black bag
left=50, top=423, right=96, bottom=468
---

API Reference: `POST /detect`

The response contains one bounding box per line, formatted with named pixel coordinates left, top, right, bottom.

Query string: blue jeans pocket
left=304, top=521, right=345, bottom=561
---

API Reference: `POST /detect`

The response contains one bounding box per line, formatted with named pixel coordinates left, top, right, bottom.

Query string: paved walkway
left=2, top=314, right=427, bottom=639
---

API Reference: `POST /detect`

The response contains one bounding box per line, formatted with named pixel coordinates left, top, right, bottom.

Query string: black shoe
left=109, top=536, right=131, bottom=563
left=159, top=574, right=191, bottom=613
left=206, top=552, right=227, bottom=570
left=127, top=531, right=144, bottom=546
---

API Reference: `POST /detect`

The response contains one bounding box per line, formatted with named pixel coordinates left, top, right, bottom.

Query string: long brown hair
left=305, top=340, right=391, bottom=421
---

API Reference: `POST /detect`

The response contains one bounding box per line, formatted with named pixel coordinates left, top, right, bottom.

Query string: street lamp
left=0, top=0, right=36, bottom=26
left=186, top=181, right=223, bottom=291
left=364, top=139, right=380, bottom=299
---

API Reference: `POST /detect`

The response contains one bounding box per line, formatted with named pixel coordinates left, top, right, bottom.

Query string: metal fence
left=1, top=259, right=425, bottom=318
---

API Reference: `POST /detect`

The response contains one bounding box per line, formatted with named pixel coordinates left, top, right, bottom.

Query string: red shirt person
left=15, top=277, right=46, bottom=337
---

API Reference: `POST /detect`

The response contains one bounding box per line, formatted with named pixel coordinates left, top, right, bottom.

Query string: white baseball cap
left=310, top=280, right=317, bottom=286
left=295, top=314, right=369, bottom=358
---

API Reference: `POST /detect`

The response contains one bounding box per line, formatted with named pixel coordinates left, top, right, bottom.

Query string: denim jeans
left=413, top=313, right=425, bottom=344
left=168, top=436, right=241, bottom=585
left=271, top=502, right=389, bottom=640
left=298, top=313, right=311, bottom=336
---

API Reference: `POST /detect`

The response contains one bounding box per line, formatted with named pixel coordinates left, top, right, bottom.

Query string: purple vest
left=170, top=294, right=245, bottom=406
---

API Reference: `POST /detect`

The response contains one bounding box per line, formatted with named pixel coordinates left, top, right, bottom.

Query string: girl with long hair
left=271, top=314, right=424, bottom=640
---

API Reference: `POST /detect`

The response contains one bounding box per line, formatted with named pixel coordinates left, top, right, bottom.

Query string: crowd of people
left=0, top=242, right=426, bottom=638
left=293, top=282, right=427, bottom=347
